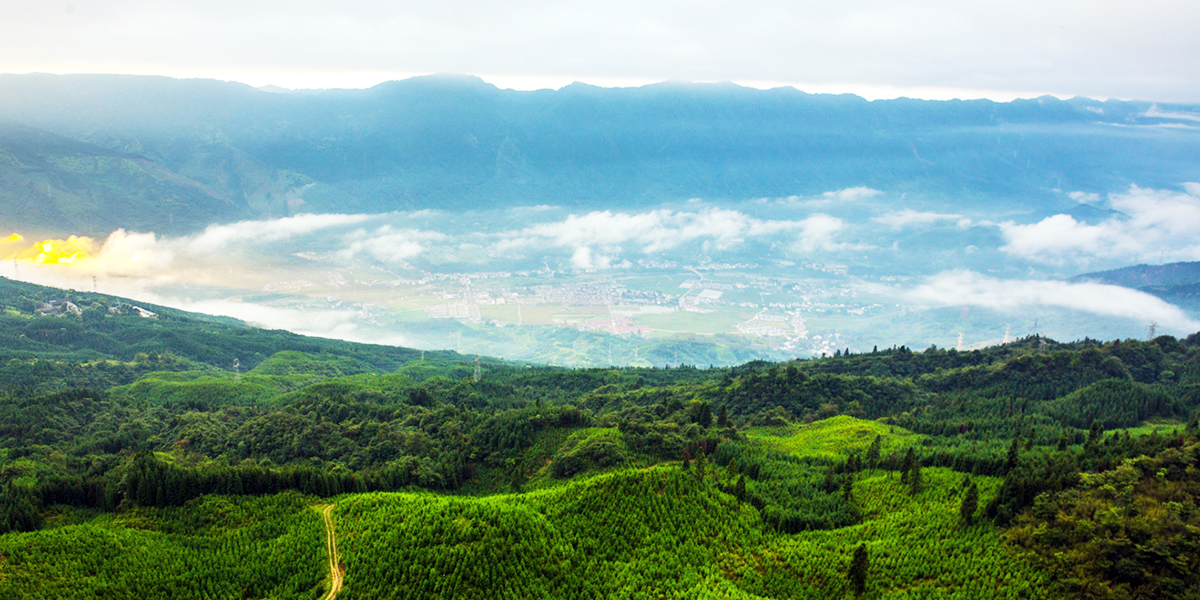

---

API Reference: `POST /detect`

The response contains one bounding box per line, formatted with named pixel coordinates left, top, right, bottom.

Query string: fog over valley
left=5, top=161, right=1200, bottom=365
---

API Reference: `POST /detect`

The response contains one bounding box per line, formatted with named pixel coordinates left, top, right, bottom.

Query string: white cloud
left=510, top=205, right=560, bottom=212
left=1068, top=191, right=1100, bottom=204
left=873, top=209, right=965, bottom=229
left=93, top=229, right=170, bottom=273
left=186, top=213, right=373, bottom=255
left=5, top=214, right=402, bottom=288
left=907, top=270, right=1200, bottom=333
left=570, top=246, right=606, bottom=270
left=822, top=187, right=883, bottom=202
left=495, top=207, right=872, bottom=268
left=999, top=185, right=1200, bottom=264
left=793, top=214, right=851, bottom=253
left=1143, top=105, right=1200, bottom=123
left=496, top=208, right=819, bottom=268
left=338, top=226, right=446, bottom=263
left=168, top=298, right=401, bottom=344
left=999, top=214, right=1111, bottom=259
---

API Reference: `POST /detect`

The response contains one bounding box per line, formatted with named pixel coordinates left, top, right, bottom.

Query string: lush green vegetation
left=0, top=276, right=468, bottom=396
left=0, top=492, right=327, bottom=600
left=2, top=277, right=1200, bottom=598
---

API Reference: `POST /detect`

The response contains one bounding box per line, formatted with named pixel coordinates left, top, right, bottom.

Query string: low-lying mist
left=4, top=185, right=1198, bottom=365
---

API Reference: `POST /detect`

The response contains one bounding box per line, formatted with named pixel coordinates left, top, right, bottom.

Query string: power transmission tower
left=232, top=358, right=241, bottom=382
left=1148, top=322, right=1157, bottom=340
left=474, top=356, right=481, bottom=382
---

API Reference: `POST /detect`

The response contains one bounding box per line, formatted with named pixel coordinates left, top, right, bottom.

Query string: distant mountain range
left=1, top=73, right=1199, bottom=236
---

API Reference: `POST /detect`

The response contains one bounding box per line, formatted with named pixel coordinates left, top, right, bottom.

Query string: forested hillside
left=0, top=276, right=468, bottom=395
left=2, top=276, right=1200, bottom=598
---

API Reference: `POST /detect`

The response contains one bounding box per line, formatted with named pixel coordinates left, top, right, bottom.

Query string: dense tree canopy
left=2, top=277, right=1200, bottom=598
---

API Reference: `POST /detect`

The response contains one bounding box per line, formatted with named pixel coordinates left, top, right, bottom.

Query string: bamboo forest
left=2, top=276, right=1200, bottom=599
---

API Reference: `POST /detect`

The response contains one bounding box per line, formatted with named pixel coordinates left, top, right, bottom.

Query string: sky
left=2, top=0, right=1198, bottom=102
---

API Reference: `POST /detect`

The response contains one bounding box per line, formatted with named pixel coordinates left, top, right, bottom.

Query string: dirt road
left=320, top=504, right=343, bottom=600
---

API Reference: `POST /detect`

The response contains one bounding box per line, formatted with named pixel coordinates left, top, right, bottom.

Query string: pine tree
left=960, top=482, right=978, bottom=525
left=694, top=451, right=708, bottom=479
left=1087, top=421, right=1103, bottom=447
left=848, top=543, right=869, bottom=596
left=866, top=435, right=881, bottom=471
left=717, top=405, right=729, bottom=428
left=1056, top=431, right=1070, bottom=452
left=908, top=460, right=924, bottom=495
left=696, top=403, right=712, bottom=429
left=900, top=447, right=916, bottom=484
left=823, top=465, right=838, bottom=493
left=734, top=475, right=746, bottom=502
left=1005, top=437, right=1021, bottom=472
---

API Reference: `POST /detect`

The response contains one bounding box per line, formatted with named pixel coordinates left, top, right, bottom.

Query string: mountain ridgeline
left=3, top=277, right=1200, bottom=598
left=1, top=73, right=1199, bottom=235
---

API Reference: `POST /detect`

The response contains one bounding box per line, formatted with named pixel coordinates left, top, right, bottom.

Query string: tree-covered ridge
left=0, top=276, right=469, bottom=394
left=334, top=467, right=766, bottom=599
left=1006, top=425, right=1200, bottom=599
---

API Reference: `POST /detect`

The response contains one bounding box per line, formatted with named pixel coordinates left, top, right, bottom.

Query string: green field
left=635, top=308, right=754, bottom=335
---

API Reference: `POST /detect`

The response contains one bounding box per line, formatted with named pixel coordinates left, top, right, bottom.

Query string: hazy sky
left=2, top=0, right=1198, bottom=101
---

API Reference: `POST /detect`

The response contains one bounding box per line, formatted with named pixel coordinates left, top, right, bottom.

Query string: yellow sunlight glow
left=14, top=236, right=97, bottom=265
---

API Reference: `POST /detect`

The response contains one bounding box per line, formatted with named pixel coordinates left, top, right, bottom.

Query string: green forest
left=2, top=276, right=1200, bottom=599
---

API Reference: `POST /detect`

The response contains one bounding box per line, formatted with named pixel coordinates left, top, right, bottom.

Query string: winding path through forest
left=319, top=504, right=343, bottom=600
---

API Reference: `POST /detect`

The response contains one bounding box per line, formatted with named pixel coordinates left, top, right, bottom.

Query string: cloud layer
left=339, top=226, right=447, bottom=263
left=1000, top=186, right=1200, bottom=265
left=873, top=209, right=968, bottom=230
left=496, top=208, right=854, bottom=268
left=907, top=270, right=1200, bottom=333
